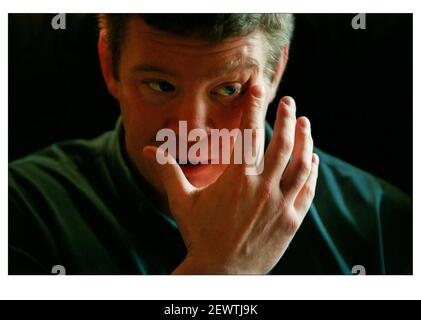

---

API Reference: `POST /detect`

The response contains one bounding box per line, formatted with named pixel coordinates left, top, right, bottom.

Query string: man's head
left=98, top=14, right=294, bottom=192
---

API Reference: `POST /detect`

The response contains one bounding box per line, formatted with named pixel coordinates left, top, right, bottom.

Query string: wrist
left=171, top=254, right=232, bottom=275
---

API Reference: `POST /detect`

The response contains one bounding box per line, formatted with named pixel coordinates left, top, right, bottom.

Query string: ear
left=98, top=31, right=120, bottom=100
left=267, top=45, right=289, bottom=104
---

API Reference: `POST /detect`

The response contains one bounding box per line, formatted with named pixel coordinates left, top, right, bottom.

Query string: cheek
left=119, top=91, right=168, bottom=148
left=212, top=103, right=243, bottom=131
left=208, top=109, right=243, bottom=163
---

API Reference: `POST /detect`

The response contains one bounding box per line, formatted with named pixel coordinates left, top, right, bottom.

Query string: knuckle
left=300, top=127, right=313, bottom=145
left=284, top=214, right=300, bottom=235
left=258, top=180, right=274, bottom=201
left=279, top=135, right=294, bottom=153
left=297, top=158, right=312, bottom=176
left=253, top=95, right=264, bottom=108
left=276, top=199, right=300, bottom=235
left=307, top=136, right=314, bottom=149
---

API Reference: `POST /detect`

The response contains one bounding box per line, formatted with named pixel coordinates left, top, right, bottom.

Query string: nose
left=165, top=92, right=212, bottom=135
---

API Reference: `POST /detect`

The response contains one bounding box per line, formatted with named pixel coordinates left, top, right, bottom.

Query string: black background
left=8, top=14, right=413, bottom=195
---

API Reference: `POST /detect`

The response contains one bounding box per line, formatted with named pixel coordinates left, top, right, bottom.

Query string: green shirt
left=9, top=118, right=412, bottom=275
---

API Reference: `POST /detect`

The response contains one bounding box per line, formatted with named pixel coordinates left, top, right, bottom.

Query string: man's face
left=109, top=18, right=277, bottom=193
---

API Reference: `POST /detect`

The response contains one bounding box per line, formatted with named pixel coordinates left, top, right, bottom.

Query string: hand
left=143, top=84, right=319, bottom=274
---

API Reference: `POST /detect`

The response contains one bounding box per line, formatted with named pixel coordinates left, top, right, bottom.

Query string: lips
left=176, top=157, right=214, bottom=177
left=175, top=153, right=213, bottom=164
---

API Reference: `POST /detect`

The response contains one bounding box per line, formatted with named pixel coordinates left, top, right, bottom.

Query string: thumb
left=143, top=145, right=194, bottom=207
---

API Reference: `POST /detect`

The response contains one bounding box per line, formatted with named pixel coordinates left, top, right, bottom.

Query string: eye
left=145, top=80, right=175, bottom=93
left=214, top=83, right=242, bottom=97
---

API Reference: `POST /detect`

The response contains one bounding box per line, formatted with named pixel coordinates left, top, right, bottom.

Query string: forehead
left=121, top=18, right=267, bottom=77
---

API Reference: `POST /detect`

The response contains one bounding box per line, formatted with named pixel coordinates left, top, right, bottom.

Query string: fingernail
left=282, top=96, right=293, bottom=106
left=282, top=96, right=296, bottom=115
left=300, top=117, right=310, bottom=129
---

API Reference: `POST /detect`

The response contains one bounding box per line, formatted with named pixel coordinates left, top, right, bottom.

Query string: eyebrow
left=208, top=56, right=260, bottom=78
left=131, top=64, right=178, bottom=77
left=131, top=56, right=259, bottom=78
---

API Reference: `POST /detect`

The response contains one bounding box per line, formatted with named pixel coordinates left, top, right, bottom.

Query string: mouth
left=176, top=158, right=213, bottom=176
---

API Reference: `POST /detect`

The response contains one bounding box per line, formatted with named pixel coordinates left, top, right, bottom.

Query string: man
left=9, top=14, right=411, bottom=275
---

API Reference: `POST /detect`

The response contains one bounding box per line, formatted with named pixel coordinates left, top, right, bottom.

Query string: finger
left=280, top=116, right=313, bottom=201
left=143, top=145, right=195, bottom=207
left=239, top=84, right=266, bottom=132
left=294, top=153, right=319, bottom=217
left=227, top=84, right=266, bottom=175
left=262, top=96, right=296, bottom=182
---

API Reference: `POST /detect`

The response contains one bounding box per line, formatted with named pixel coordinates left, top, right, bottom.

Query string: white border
left=1, top=0, right=419, bottom=300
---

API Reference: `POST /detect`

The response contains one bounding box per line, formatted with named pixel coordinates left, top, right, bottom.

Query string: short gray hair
left=98, top=14, right=295, bottom=81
